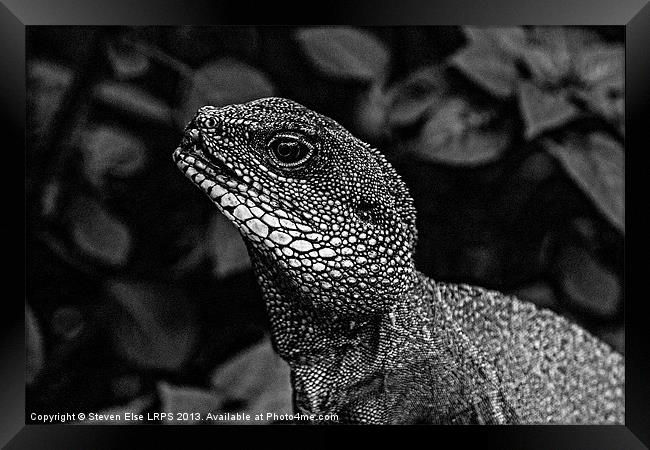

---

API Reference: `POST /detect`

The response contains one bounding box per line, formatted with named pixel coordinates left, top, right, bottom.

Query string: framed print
left=4, top=0, right=649, bottom=447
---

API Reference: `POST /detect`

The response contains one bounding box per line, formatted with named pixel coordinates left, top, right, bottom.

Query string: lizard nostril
left=187, top=128, right=200, bottom=142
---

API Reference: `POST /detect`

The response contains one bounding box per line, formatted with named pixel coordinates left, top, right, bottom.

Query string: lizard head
left=173, top=97, right=417, bottom=318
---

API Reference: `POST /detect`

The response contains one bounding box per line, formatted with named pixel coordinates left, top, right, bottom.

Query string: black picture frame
left=5, top=0, right=649, bottom=447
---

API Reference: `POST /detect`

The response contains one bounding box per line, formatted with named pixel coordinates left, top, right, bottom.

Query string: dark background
left=25, top=26, right=624, bottom=424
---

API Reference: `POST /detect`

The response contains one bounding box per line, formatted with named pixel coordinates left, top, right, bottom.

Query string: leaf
left=452, top=28, right=522, bottom=98
left=26, top=304, right=44, bottom=386
left=529, top=26, right=601, bottom=62
left=524, top=27, right=605, bottom=88
left=41, top=181, right=61, bottom=218
left=524, top=27, right=572, bottom=85
left=93, top=82, right=173, bottom=125
left=80, top=125, right=147, bottom=189
left=573, top=45, right=624, bottom=129
left=451, top=47, right=519, bottom=99
left=295, top=27, right=390, bottom=82
left=158, top=381, right=222, bottom=424
left=69, top=196, right=132, bottom=266
left=554, top=244, right=620, bottom=318
left=463, top=27, right=527, bottom=57
left=77, top=396, right=153, bottom=424
left=208, top=213, right=251, bottom=279
left=575, top=86, right=624, bottom=130
left=51, top=306, right=84, bottom=340
left=157, top=339, right=293, bottom=426
left=523, top=48, right=569, bottom=87
left=176, top=58, right=275, bottom=128
left=107, top=280, right=198, bottom=371
left=571, top=216, right=598, bottom=243
left=106, top=39, right=151, bottom=80
left=517, top=81, right=581, bottom=139
left=386, top=65, right=448, bottom=128
left=27, top=60, right=73, bottom=148
left=411, top=97, right=511, bottom=166
left=575, top=45, right=624, bottom=89
left=544, top=133, right=624, bottom=232
left=353, top=82, right=390, bottom=140
left=169, top=228, right=210, bottom=276
left=210, top=337, right=292, bottom=422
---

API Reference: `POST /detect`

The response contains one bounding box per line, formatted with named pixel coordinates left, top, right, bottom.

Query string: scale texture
left=173, top=97, right=624, bottom=424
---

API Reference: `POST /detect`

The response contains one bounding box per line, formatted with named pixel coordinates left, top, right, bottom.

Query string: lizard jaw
left=173, top=144, right=251, bottom=217
left=173, top=145, right=289, bottom=247
left=173, top=136, right=243, bottom=184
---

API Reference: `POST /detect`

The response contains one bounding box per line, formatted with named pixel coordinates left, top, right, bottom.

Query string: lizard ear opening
left=356, top=198, right=380, bottom=225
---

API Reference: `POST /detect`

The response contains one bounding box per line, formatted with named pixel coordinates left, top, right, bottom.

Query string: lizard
left=172, top=97, right=624, bottom=424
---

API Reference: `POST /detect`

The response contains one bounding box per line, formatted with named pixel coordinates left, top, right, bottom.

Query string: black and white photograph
left=23, top=24, right=629, bottom=426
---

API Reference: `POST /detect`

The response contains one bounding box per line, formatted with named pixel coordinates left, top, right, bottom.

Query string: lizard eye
left=204, top=117, right=217, bottom=128
left=267, top=132, right=317, bottom=170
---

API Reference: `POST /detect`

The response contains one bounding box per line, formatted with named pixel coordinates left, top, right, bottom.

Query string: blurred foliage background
left=26, top=26, right=624, bottom=424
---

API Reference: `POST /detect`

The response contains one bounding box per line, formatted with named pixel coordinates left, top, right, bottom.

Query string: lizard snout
left=181, top=124, right=202, bottom=148
left=186, top=128, right=200, bottom=142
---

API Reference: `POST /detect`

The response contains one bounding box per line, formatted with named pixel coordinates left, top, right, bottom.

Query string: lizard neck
left=248, top=241, right=425, bottom=359
left=251, top=252, right=516, bottom=423
left=287, top=274, right=439, bottom=423
left=250, top=242, right=437, bottom=421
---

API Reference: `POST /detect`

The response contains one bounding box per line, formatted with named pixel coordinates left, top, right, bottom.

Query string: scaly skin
left=173, top=97, right=624, bottom=424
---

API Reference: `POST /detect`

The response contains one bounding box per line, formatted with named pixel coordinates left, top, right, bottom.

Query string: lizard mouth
left=172, top=136, right=249, bottom=212
left=172, top=135, right=282, bottom=224
left=173, top=136, right=244, bottom=185
left=173, top=126, right=314, bottom=252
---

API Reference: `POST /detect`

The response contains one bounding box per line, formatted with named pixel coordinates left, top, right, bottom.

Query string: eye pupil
left=268, top=134, right=316, bottom=169
left=277, top=142, right=299, bottom=158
